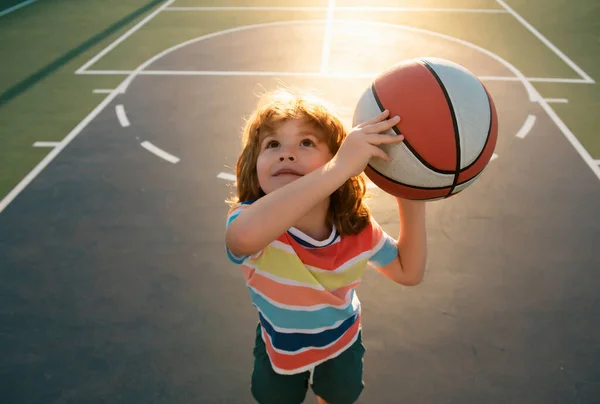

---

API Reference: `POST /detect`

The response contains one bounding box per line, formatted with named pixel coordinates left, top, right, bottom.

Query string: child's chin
left=266, top=176, right=301, bottom=192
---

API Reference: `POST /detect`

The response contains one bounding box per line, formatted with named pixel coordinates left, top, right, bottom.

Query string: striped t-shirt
left=225, top=201, right=398, bottom=375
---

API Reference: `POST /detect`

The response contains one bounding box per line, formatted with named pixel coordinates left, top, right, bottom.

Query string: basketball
left=352, top=57, right=498, bottom=201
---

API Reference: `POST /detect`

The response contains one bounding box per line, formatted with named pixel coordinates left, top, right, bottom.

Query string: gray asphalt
left=1, top=21, right=599, bottom=404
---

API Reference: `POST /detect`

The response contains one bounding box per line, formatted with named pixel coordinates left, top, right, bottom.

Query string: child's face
left=256, top=118, right=334, bottom=194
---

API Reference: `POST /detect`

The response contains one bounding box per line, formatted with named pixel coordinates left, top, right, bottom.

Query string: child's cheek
left=255, top=156, right=269, bottom=187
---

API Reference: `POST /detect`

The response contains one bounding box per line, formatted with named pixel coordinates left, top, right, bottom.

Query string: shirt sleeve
left=225, top=201, right=259, bottom=264
left=368, top=218, right=399, bottom=268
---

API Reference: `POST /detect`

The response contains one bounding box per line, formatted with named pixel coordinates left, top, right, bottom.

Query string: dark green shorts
left=250, top=324, right=365, bottom=404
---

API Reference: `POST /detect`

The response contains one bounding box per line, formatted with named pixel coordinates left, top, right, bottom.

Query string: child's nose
left=278, top=146, right=296, bottom=161
left=278, top=153, right=295, bottom=162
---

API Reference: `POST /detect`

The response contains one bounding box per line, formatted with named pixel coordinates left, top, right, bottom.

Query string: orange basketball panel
left=373, top=61, right=457, bottom=173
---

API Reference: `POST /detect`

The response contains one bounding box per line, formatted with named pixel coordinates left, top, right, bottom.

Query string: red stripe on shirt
left=262, top=316, right=361, bottom=372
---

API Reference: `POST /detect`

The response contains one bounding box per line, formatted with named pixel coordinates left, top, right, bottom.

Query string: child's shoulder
left=337, top=216, right=392, bottom=252
left=226, top=200, right=256, bottom=228
left=227, top=199, right=254, bottom=214
left=344, top=216, right=378, bottom=238
left=336, top=218, right=378, bottom=246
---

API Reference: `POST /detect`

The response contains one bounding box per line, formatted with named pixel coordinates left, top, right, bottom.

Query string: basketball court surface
left=1, top=1, right=599, bottom=403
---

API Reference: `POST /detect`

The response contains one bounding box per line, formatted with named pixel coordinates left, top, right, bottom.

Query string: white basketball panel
left=427, top=58, right=491, bottom=169
left=352, top=85, right=383, bottom=127
left=372, top=142, right=455, bottom=188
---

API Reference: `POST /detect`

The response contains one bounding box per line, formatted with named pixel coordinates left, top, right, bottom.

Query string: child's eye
left=265, top=140, right=279, bottom=149
left=300, top=139, right=315, bottom=147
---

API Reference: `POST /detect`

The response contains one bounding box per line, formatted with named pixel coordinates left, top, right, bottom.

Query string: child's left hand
left=333, top=110, right=405, bottom=178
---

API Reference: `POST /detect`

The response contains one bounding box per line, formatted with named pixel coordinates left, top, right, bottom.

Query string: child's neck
left=292, top=200, right=331, bottom=241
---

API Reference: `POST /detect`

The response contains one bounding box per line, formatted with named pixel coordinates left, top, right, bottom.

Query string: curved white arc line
left=116, top=20, right=536, bottom=102
left=140, top=141, right=180, bottom=164
left=105, top=21, right=598, bottom=183
left=117, top=20, right=324, bottom=93
left=115, top=104, right=130, bottom=127
left=516, top=115, right=536, bottom=139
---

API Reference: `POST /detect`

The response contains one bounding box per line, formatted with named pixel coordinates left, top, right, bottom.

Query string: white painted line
left=594, top=160, right=600, bottom=166
left=79, top=70, right=133, bottom=75
left=32, top=141, right=61, bottom=148
left=321, top=0, right=335, bottom=73
left=115, top=20, right=538, bottom=105
left=75, top=70, right=594, bottom=85
left=527, top=77, right=590, bottom=84
left=0, top=91, right=121, bottom=214
left=516, top=115, right=536, bottom=139
left=332, top=7, right=509, bottom=13
left=217, top=172, right=236, bottom=182
left=141, top=141, right=180, bottom=164
left=537, top=99, right=600, bottom=181
left=478, top=76, right=520, bottom=81
left=166, top=6, right=325, bottom=11
left=93, top=89, right=114, bottom=94
left=544, top=98, right=568, bottom=104
left=2, top=18, right=597, bottom=218
left=481, top=76, right=591, bottom=84
left=75, top=0, right=177, bottom=74
left=79, top=20, right=600, bottom=187
left=495, top=0, right=594, bottom=84
left=0, top=0, right=38, bottom=18
left=165, top=6, right=507, bottom=13
left=491, top=153, right=499, bottom=161
left=115, top=104, right=130, bottom=127
left=135, top=70, right=331, bottom=77
left=77, top=69, right=593, bottom=87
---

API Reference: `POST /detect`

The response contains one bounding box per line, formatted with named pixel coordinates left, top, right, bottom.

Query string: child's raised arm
left=375, top=198, right=427, bottom=286
left=226, top=110, right=404, bottom=258
left=226, top=161, right=348, bottom=257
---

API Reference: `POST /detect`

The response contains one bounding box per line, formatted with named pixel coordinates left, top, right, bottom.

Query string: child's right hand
left=333, top=110, right=405, bottom=178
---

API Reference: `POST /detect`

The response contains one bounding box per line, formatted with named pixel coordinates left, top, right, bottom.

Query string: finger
left=356, top=109, right=390, bottom=128
left=369, top=145, right=391, bottom=161
left=366, top=132, right=405, bottom=145
left=364, top=115, right=401, bottom=134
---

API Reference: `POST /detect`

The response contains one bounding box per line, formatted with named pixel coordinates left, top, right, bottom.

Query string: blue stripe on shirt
left=369, top=235, right=398, bottom=267
left=259, top=312, right=358, bottom=352
left=249, top=288, right=359, bottom=331
left=225, top=206, right=248, bottom=263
